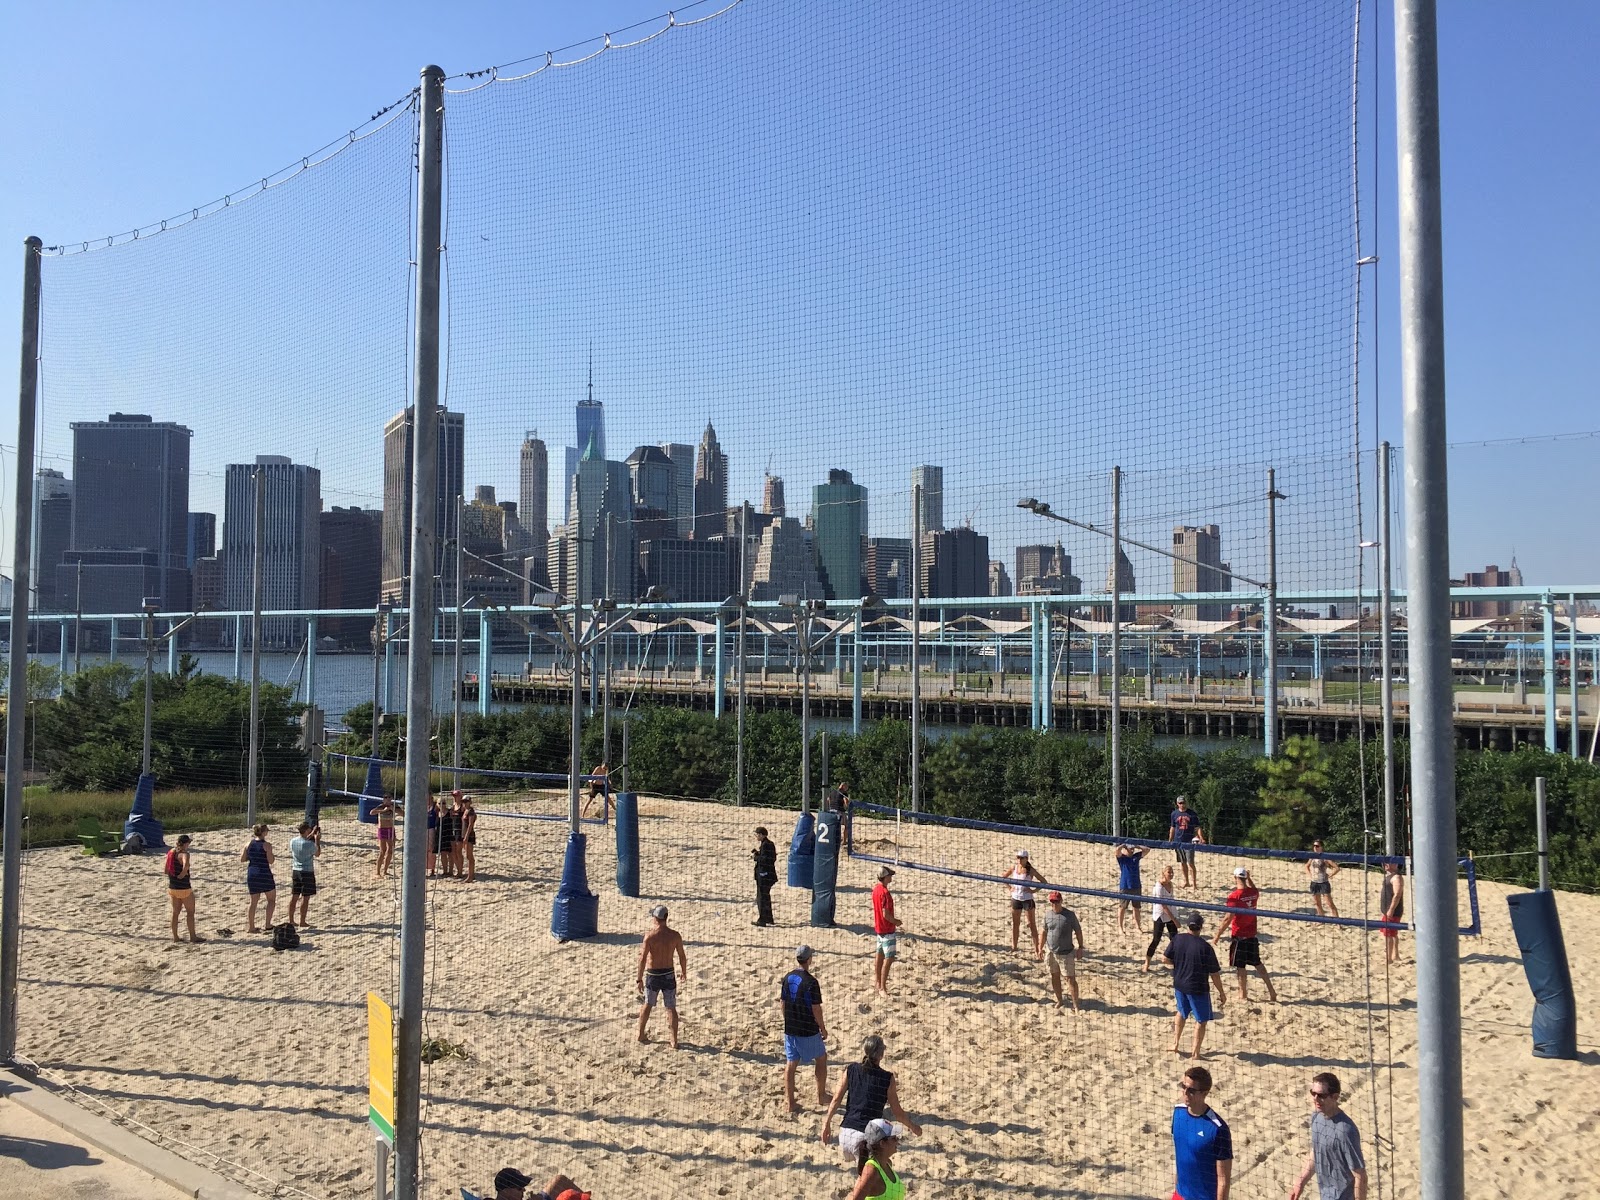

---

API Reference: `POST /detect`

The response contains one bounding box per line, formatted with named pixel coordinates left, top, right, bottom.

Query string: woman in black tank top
left=165, top=834, right=203, bottom=943
left=820, top=1036, right=923, bottom=1158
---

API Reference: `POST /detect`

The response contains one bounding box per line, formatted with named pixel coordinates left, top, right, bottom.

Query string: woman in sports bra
left=374, top=796, right=398, bottom=878
left=165, top=834, right=203, bottom=943
left=847, top=1118, right=907, bottom=1200
left=459, top=794, right=478, bottom=882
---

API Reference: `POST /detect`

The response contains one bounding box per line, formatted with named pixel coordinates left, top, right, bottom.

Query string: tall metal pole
left=603, top=512, right=613, bottom=764
left=2, top=236, right=43, bottom=1063
left=910, top=485, right=923, bottom=813
left=1571, top=593, right=1581, bottom=761
left=453, top=495, right=464, bottom=783
left=245, top=467, right=265, bottom=827
left=142, top=613, right=156, bottom=774
left=736, top=507, right=748, bottom=806
left=1380, top=442, right=1396, bottom=854
left=1395, top=5, right=1464, bottom=1195
left=1534, top=776, right=1549, bottom=892
left=73, top=560, right=82, bottom=674
left=371, top=605, right=385, bottom=756
left=800, top=607, right=813, bottom=815
left=1264, top=469, right=1281, bottom=759
left=395, top=64, right=445, bottom=1200
left=1109, top=466, right=1122, bottom=837
left=567, top=473, right=584, bottom=834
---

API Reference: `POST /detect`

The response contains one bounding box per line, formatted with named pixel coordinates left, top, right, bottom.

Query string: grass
left=13, top=785, right=319, bottom=849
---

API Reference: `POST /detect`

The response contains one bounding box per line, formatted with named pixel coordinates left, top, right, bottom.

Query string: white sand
left=14, top=796, right=1599, bottom=1199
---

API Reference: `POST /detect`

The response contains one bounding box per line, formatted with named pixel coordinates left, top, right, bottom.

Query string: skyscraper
left=627, top=445, right=677, bottom=543
left=564, top=356, right=607, bottom=521
left=920, top=525, right=989, bottom=601
left=811, top=468, right=868, bottom=600
left=1016, top=541, right=1081, bottom=596
left=33, top=469, right=72, bottom=612
left=519, top=432, right=549, bottom=582
left=551, top=437, right=635, bottom=604
left=381, top=404, right=465, bottom=605
left=660, top=442, right=695, bottom=538
left=224, top=456, right=322, bottom=647
left=762, top=472, right=786, bottom=518
left=864, top=537, right=911, bottom=601
left=749, top=516, right=826, bottom=603
left=693, top=422, right=728, bottom=540
left=186, top=512, right=216, bottom=567
left=59, top=412, right=191, bottom=613
left=912, top=465, right=944, bottom=535
left=1172, top=524, right=1231, bottom=620
left=989, top=561, right=1013, bottom=597
left=319, top=506, right=382, bottom=647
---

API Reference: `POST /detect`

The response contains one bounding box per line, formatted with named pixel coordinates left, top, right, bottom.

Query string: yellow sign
left=367, top=992, right=395, bottom=1144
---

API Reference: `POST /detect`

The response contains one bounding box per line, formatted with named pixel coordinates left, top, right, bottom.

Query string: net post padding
left=615, top=792, right=641, bottom=897
left=550, top=831, right=599, bottom=941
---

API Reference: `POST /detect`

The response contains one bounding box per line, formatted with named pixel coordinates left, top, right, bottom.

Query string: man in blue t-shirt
left=1115, top=843, right=1148, bottom=933
left=779, top=945, right=828, bottom=1113
left=1165, top=911, right=1227, bottom=1059
left=1167, top=795, right=1206, bottom=889
left=1172, top=1065, right=1232, bottom=1200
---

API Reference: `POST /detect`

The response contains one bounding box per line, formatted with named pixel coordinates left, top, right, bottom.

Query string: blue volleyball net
left=324, top=751, right=610, bottom=825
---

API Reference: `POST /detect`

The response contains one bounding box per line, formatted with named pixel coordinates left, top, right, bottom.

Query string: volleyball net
left=323, top=751, right=610, bottom=825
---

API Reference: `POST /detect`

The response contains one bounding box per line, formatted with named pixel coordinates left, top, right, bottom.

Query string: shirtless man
left=636, top=904, right=688, bottom=1049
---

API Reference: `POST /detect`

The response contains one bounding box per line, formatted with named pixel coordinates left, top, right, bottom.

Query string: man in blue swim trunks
left=636, top=905, right=687, bottom=1049
left=780, top=944, right=829, bottom=1113
left=1164, top=911, right=1227, bottom=1060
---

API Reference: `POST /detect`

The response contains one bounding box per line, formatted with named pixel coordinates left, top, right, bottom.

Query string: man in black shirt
left=1164, top=911, right=1228, bottom=1060
left=780, top=945, right=829, bottom=1112
left=752, top=826, right=778, bottom=926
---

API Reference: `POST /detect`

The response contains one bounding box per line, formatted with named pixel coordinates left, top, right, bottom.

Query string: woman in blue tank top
left=240, top=823, right=277, bottom=934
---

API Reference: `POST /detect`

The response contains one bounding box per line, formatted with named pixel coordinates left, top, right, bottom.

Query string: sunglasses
left=1310, top=1090, right=1335, bottom=1100
left=1179, top=1083, right=1205, bottom=1094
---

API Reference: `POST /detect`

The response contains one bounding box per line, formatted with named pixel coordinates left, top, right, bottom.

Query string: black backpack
left=272, top=923, right=301, bottom=951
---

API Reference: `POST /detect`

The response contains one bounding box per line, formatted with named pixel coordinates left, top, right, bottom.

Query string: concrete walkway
left=1, top=1072, right=258, bottom=1199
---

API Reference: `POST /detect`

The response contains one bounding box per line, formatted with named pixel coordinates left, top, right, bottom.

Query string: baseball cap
left=878, top=866, right=896, bottom=880
left=1176, top=795, right=1188, bottom=803
left=494, top=1167, right=533, bottom=1191
left=795, top=944, right=814, bottom=961
left=864, top=1118, right=904, bottom=1145
left=1047, top=891, right=1063, bottom=903
left=1015, top=848, right=1029, bottom=858
left=1233, top=867, right=1249, bottom=878
left=649, top=904, right=668, bottom=920
left=1185, top=911, right=1204, bottom=929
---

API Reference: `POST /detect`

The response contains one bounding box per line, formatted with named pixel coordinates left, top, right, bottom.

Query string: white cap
left=1015, top=849, right=1029, bottom=859
left=864, top=1118, right=904, bottom=1144
left=1233, top=867, right=1249, bottom=878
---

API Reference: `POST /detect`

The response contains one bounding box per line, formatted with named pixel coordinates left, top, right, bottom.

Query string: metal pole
left=142, top=613, right=155, bottom=774
left=603, top=512, right=613, bottom=761
left=852, top=605, right=863, bottom=734
left=246, top=467, right=265, bottom=827
left=1109, top=466, right=1122, bottom=837
left=454, top=496, right=463, bottom=784
left=1380, top=441, right=1397, bottom=854
left=1541, top=595, right=1557, bottom=753
left=800, top=608, right=813, bottom=815
left=568, top=473, right=584, bottom=834
left=736, top=508, right=747, bottom=806
left=1265, top=469, right=1281, bottom=759
left=73, top=560, right=82, bottom=674
left=1394, top=4, right=1464, bottom=1195
left=910, top=485, right=922, bottom=813
left=1571, top=594, right=1581, bottom=760
left=371, top=605, right=384, bottom=756
left=1534, top=776, right=1548, bottom=892
left=395, top=64, right=445, bottom=1200
left=2, top=235, right=43, bottom=1063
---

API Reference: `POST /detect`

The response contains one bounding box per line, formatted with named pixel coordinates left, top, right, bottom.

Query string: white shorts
left=839, top=1127, right=868, bottom=1160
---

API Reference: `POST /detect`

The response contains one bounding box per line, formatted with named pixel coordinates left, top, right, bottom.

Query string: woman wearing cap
left=821, top=1035, right=922, bottom=1160
left=1306, top=839, right=1340, bottom=917
left=1003, top=849, right=1047, bottom=958
left=846, top=1118, right=908, bottom=1200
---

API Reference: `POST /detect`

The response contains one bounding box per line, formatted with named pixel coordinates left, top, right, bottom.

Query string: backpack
left=272, top=923, right=301, bottom=951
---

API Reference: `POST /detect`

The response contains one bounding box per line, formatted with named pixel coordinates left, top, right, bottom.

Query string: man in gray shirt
left=1041, top=892, right=1085, bottom=1010
left=1290, top=1071, right=1367, bottom=1200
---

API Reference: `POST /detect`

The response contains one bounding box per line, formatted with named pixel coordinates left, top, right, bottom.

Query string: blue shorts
left=1174, top=990, right=1214, bottom=1023
left=784, top=1033, right=826, bottom=1064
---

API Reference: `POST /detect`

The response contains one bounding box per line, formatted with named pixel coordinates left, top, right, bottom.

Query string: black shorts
left=1309, top=881, right=1332, bottom=896
left=291, top=871, right=317, bottom=898
left=1228, top=937, right=1261, bottom=968
left=1011, top=898, right=1036, bottom=912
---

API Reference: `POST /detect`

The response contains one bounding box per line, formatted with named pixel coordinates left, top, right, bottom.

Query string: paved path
left=0, top=1092, right=187, bottom=1200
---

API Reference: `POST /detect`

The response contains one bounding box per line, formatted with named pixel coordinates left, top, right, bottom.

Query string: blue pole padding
left=551, top=831, right=599, bottom=942
left=787, top=810, right=816, bottom=889
left=615, top=792, right=640, bottom=897
left=123, top=772, right=167, bottom=849
left=1506, top=889, right=1579, bottom=1059
left=358, top=759, right=385, bottom=823
left=811, top=811, right=842, bottom=927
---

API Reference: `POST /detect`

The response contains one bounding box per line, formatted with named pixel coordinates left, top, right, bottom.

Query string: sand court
left=9, top=796, right=1598, bottom=1198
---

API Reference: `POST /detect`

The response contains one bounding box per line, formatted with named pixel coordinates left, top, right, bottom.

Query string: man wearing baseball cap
left=1214, top=866, right=1278, bottom=1002
left=485, top=1167, right=590, bottom=1200
left=780, top=944, right=829, bottom=1112
left=636, top=905, right=688, bottom=1049
left=871, top=866, right=903, bottom=994
left=1164, top=910, right=1228, bottom=1060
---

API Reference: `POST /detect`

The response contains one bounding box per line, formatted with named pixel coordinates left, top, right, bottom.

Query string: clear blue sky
left=2, top=0, right=1595, bottom=596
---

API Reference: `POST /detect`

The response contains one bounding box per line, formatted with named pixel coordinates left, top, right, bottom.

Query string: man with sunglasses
left=1171, top=1066, right=1231, bottom=1200
left=1289, top=1072, right=1367, bottom=1200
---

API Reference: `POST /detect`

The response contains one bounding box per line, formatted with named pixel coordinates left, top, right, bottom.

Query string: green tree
left=1250, top=735, right=1331, bottom=849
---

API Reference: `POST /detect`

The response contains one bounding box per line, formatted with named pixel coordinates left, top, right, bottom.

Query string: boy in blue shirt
left=1172, top=1066, right=1232, bottom=1200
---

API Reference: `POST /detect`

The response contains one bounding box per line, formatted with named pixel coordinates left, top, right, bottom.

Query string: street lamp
left=128, top=600, right=212, bottom=849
